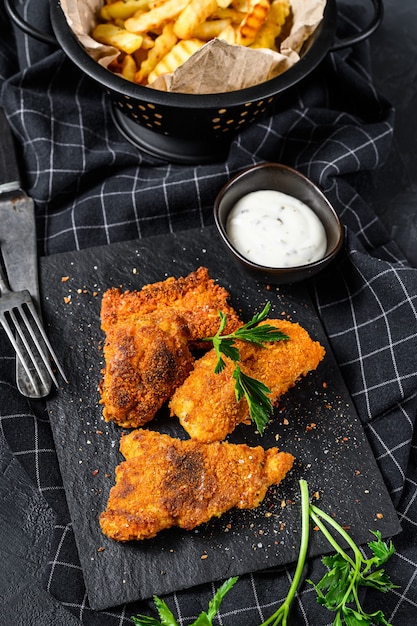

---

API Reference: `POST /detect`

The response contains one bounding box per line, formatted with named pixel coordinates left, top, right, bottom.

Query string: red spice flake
left=93, top=291, right=99, bottom=297
left=355, top=470, right=361, bottom=475
left=325, top=403, right=332, bottom=409
left=63, top=295, right=71, bottom=304
left=376, top=513, right=384, bottom=519
left=322, top=381, right=327, bottom=388
left=313, top=525, right=319, bottom=531
left=96, top=430, right=103, bottom=435
left=279, top=522, right=286, bottom=531
left=306, top=422, right=316, bottom=432
left=97, top=546, right=105, bottom=552
left=282, top=417, right=289, bottom=426
left=92, top=469, right=99, bottom=476
left=312, top=491, right=320, bottom=500
left=201, top=554, right=208, bottom=560
left=61, top=276, right=70, bottom=282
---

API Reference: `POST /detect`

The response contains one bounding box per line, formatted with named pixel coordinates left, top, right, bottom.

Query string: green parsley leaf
left=233, top=366, right=272, bottom=434
left=193, top=577, right=239, bottom=626
left=132, top=578, right=238, bottom=626
left=368, top=530, right=396, bottom=566
left=132, top=596, right=179, bottom=625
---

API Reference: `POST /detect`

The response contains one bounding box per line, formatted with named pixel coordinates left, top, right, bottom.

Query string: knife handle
left=0, top=108, right=21, bottom=191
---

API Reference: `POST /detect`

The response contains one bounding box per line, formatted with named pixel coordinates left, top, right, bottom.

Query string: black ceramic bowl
left=5, top=0, right=383, bottom=162
left=214, top=162, right=343, bottom=284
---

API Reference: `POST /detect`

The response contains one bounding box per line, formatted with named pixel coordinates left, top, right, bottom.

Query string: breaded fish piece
left=100, top=266, right=241, bottom=341
left=99, top=311, right=194, bottom=428
left=100, top=429, right=294, bottom=541
left=99, top=267, right=241, bottom=428
left=169, top=319, right=325, bottom=442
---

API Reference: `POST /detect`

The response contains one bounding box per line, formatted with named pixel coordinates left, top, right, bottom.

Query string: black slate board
left=40, top=226, right=401, bottom=611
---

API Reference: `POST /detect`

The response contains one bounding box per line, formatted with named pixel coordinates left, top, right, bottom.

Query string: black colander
left=6, top=0, right=384, bottom=162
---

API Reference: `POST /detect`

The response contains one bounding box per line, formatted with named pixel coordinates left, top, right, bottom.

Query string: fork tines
left=0, top=288, right=67, bottom=395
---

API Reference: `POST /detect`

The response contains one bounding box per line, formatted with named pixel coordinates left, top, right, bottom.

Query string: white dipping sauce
left=226, top=189, right=327, bottom=268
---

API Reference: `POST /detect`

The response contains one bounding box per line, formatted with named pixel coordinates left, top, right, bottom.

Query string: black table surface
left=1, top=1, right=417, bottom=625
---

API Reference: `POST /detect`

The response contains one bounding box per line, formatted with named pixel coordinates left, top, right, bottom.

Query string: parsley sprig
left=260, top=480, right=398, bottom=626
left=307, top=507, right=398, bottom=626
left=203, top=302, right=289, bottom=434
left=131, top=481, right=398, bottom=626
left=131, top=576, right=238, bottom=626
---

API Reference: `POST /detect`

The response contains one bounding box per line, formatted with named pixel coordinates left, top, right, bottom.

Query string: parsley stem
left=310, top=505, right=361, bottom=567
left=259, top=479, right=310, bottom=626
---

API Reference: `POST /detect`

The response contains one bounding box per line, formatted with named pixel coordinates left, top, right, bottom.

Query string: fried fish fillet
left=99, top=311, right=194, bottom=428
left=100, top=266, right=241, bottom=342
left=99, top=267, right=241, bottom=428
left=169, top=319, right=325, bottom=442
left=100, top=429, right=294, bottom=541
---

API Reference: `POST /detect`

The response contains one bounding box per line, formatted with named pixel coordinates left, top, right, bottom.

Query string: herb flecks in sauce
left=226, top=189, right=327, bottom=268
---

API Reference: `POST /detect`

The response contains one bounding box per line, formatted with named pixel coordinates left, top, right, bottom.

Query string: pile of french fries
left=92, top=0, right=291, bottom=86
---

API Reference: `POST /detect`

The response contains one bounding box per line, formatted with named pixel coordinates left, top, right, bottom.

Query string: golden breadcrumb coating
left=100, top=429, right=294, bottom=541
left=100, top=311, right=194, bottom=428
left=169, top=319, right=325, bottom=442
left=99, top=267, right=241, bottom=428
left=100, top=266, right=241, bottom=341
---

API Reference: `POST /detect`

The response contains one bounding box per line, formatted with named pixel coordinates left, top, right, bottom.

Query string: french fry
left=251, top=0, right=290, bottom=49
left=135, top=22, right=178, bottom=83
left=237, top=0, right=270, bottom=46
left=121, top=54, right=138, bottom=81
left=91, top=0, right=293, bottom=87
left=231, top=0, right=249, bottom=11
left=147, top=38, right=204, bottom=83
left=99, top=0, right=151, bottom=21
left=191, top=18, right=232, bottom=40
left=173, top=0, right=218, bottom=40
left=92, top=23, right=144, bottom=54
left=217, top=22, right=236, bottom=44
left=125, top=0, right=190, bottom=33
left=214, top=7, right=246, bottom=24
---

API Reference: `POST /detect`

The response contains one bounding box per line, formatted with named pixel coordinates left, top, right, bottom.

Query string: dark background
left=1, top=1, right=416, bottom=624
left=358, top=1, right=417, bottom=267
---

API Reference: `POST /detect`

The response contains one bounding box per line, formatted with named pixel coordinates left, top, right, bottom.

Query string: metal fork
left=0, top=260, right=67, bottom=396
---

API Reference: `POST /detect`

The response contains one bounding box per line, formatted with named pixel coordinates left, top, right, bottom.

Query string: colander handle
left=4, top=0, right=58, bottom=47
left=330, top=0, right=384, bottom=51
